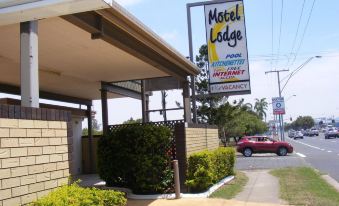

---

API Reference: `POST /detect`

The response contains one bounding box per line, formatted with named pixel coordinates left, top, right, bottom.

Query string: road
left=236, top=153, right=306, bottom=170
left=236, top=133, right=339, bottom=182
left=285, top=133, right=339, bottom=182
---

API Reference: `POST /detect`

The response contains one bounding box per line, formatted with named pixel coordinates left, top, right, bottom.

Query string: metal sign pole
left=266, top=70, right=288, bottom=141
left=186, top=5, right=197, bottom=123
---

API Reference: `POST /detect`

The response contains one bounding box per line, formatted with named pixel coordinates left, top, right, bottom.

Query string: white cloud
left=113, top=0, right=144, bottom=7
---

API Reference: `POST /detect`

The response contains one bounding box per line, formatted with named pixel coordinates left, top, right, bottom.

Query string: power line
left=287, top=0, right=317, bottom=70
left=271, top=0, right=274, bottom=70
left=285, top=0, right=306, bottom=67
left=275, top=0, right=284, bottom=68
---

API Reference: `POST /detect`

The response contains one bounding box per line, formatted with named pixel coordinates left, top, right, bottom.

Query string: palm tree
left=254, top=98, right=268, bottom=121
left=233, top=98, right=253, bottom=112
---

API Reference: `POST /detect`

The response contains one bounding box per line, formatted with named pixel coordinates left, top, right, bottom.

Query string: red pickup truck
left=237, top=136, right=294, bottom=157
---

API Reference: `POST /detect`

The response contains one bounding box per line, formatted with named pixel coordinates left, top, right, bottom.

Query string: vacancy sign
left=204, top=0, right=250, bottom=95
left=272, top=97, right=285, bottom=115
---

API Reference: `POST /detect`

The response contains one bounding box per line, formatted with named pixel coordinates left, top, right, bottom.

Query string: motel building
left=0, top=0, right=222, bottom=205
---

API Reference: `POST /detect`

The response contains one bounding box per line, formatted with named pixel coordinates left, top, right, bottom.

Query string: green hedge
left=98, top=124, right=173, bottom=194
left=30, top=182, right=126, bottom=206
left=185, top=147, right=235, bottom=192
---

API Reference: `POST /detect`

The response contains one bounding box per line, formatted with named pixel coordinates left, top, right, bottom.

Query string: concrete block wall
left=0, top=105, right=72, bottom=206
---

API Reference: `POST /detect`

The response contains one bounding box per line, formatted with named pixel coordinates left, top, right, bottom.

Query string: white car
left=294, top=131, right=304, bottom=140
left=325, top=128, right=338, bottom=139
left=309, top=128, right=319, bottom=136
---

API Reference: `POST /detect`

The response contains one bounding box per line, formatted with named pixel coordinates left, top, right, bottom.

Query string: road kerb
left=322, top=175, right=339, bottom=192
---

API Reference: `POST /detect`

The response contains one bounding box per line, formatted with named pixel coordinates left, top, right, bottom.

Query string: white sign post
left=272, top=97, right=286, bottom=115
left=204, top=0, right=250, bottom=95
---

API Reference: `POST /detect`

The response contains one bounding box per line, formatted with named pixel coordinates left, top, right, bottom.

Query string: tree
left=288, top=116, right=315, bottom=130
left=217, top=102, right=267, bottom=144
left=254, top=98, right=268, bottom=121
left=82, top=111, right=102, bottom=136
left=195, top=44, right=225, bottom=124
left=123, top=117, right=142, bottom=124
left=233, top=98, right=253, bottom=113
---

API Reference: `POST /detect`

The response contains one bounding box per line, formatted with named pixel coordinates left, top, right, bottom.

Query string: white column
left=20, top=20, right=39, bottom=108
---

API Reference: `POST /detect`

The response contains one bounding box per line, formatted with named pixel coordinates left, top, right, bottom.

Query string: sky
left=2, top=0, right=339, bottom=127
left=110, top=0, right=339, bottom=124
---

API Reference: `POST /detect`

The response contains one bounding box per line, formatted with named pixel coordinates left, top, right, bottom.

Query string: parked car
left=294, top=131, right=304, bottom=139
left=309, top=128, right=319, bottom=136
left=288, top=130, right=296, bottom=138
left=303, top=129, right=309, bottom=136
left=236, top=136, right=293, bottom=157
left=325, top=128, right=339, bottom=139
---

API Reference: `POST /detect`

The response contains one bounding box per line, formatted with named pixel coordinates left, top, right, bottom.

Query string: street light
left=281, top=56, right=322, bottom=93
left=265, top=56, right=320, bottom=141
left=285, top=94, right=297, bottom=102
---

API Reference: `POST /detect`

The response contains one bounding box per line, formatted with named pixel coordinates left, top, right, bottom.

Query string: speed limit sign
left=272, top=97, right=285, bottom=115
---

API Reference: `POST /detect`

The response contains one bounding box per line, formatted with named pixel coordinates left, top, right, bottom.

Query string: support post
left=101, top=88, right=108, bottom=135
left=141, top=80, right=148, bottom=123
left=190, top=76, right=197, bottom=123
left=182, top=80, right=192, bottom=123
left=20, top=21, right=39, bottom=108
left=277, top=72, right=285, bottom=141
left=87, top=105, right=94, bottom=173
left=145, top=93, right=150, bottom=122
left=173, top=160, right=181, bottom=199
left=265, top=69, right=288, bottom=141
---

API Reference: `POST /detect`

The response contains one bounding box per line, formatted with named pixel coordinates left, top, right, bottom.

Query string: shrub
left=212, top=147, right=235, bottom=181
left=98, top=124, right=173, bottom=194
left=30, top=182, right=126, bottom=206
left=185, top=147, right=235, bottom=193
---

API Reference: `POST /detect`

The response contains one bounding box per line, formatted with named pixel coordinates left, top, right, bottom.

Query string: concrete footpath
left=127, top=170, right=289, bottom=206
left=127, top=199, right=287, bottom=206
left=235, top=170, right=287, bottom=205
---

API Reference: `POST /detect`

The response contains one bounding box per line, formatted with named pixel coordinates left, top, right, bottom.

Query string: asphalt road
left=285, top=133, right=339, bottom=182
left=236, top=153, right=306, bottom=171
left=236, top=133, right=339, bottom=182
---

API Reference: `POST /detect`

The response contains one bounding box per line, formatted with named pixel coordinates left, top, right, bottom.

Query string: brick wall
left=0, top=106, right=72, bottom=206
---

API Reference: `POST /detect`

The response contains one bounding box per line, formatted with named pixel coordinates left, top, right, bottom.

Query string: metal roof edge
left=0, top=0, right=110, bottom=26
left=97, top=1, right=200, bottom=76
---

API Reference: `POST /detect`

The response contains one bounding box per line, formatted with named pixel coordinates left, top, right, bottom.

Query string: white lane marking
left=328, top=151, right=332, bottom=153
left=331, top=141, right=336, bottom=143
left=322, top=149, right=325, bottom=151
left=296, top=152, right=306, bottom=158
left=290, top=138, right=323, bottom=151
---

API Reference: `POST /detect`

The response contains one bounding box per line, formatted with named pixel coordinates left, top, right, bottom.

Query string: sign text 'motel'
left=204, top=0, right=250, bottom=95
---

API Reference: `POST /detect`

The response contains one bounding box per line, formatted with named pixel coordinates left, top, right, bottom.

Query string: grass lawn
left=209, top=171, right=248, bottom=199
left=271, top=167, right=339, bottom=206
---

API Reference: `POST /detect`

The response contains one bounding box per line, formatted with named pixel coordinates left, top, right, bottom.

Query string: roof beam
left=145, top=77, right=183, bottom=92
left=0, top=83, right=92, bottom=106
left=101, top=82, right=141, bottom=100
left=62, top=12, right=189, bottom=81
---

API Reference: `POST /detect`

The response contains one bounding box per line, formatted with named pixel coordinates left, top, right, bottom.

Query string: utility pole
left=265, top=69, right=289, bottom=141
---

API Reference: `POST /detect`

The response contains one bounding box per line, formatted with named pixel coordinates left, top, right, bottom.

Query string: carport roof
left=0, top=0, right=199, bottom=101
